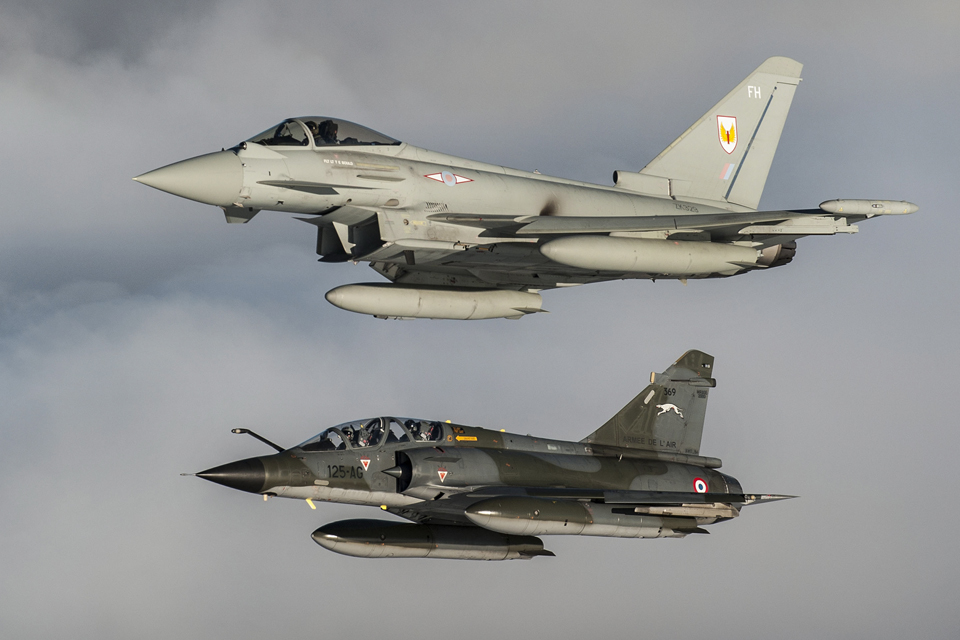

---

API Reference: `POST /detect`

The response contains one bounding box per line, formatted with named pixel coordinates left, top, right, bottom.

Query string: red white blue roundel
left=425, top=171, right=473, bottom=186
left=693, top=477, right=708, bottom=493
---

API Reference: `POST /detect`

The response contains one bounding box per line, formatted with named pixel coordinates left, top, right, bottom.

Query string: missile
left=311, top=519, right=554, bottom=560
left=465, top=497, right=702, bottom=538
left=819, top=200, right=919, bottom=215
left=325, top=284, right=544, bottom=320
left=540, top=236, right=759, bottom=275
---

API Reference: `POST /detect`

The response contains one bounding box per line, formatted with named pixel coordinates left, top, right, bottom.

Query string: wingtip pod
left=820, top=200, right=918, bottom=215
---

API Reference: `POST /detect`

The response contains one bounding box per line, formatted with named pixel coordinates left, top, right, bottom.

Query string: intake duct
left=386, top=451, right=413, bottom=492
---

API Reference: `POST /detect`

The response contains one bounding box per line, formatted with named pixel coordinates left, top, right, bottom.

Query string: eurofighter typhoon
left=135, top=56, right=916, bottom=320
left=192, top=351, right=792, bottom=560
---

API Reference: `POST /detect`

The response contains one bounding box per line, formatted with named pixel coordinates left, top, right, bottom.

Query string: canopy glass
left=297, top=417, right=443, bottom=451
left=247, top=118, right=400, bottom=148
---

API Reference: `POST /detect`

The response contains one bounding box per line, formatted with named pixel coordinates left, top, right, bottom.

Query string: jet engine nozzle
left=134, top=150, right=243, bottom=207
left=196, top=456, right=267, bottom=494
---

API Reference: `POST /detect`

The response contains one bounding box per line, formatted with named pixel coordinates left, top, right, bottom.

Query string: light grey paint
left=131, top=58, right=914, bottom=320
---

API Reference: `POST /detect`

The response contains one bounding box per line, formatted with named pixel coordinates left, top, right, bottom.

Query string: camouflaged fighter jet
left=135, top=56, right=917, bottom=320
left=191, top=350, right=792, bottom=560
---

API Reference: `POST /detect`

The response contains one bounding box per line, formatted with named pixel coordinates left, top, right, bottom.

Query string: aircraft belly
left=373, top=244, right=740, bottom=290
left=273, top=484, right=420, bottom=508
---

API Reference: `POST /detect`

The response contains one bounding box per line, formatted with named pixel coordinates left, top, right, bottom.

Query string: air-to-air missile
left=134, top=57, right=916, bottom=320
left=190, top=350, right=793, bottom=560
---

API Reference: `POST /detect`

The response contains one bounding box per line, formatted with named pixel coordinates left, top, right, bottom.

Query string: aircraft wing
left=428, top=209, right=823, bottom=234
left=428, top=201, right=916, bottom=245
left=388, top=486, right=795, bottom=526
left=463, top=486, right=795, bottom=505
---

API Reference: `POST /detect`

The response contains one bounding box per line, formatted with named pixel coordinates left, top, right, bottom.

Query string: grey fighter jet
left=136, top=56, right=917, bottom=320
left=192, top=350, right=792, bottom=560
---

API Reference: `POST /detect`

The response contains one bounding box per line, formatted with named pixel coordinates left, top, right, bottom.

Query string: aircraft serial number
left=675, top=204, right=699, bottom=213
left=327, top=465, right=364, bottom=479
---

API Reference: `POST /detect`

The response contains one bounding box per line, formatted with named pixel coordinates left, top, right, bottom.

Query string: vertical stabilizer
left=582, top=350, right=715, bottom=455
left=639, top=57, right=802, bottom=210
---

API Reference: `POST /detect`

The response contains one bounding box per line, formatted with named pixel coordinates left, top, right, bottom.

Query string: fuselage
left=236, top=141, right=739, bottom=220
left=204, top=417, right=739, bottom=514
left=194, top=347, right=796, bottom=556
left=139, top=117, right=775, bottom=295
left=234, top=139, right=750, bottom=289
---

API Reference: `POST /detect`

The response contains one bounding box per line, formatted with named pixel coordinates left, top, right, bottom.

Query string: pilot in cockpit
left=405, top=419, right=422, bottom=441
left=314, top=119, right=339, bottom=145
left=356, top=426, right=371, bottom=447
left=406, top=420, right=436, bottom=442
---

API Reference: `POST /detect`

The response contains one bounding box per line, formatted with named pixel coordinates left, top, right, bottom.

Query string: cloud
left=1, top=0, right=215, bottom=63
left=1, top=2, right=959, bottom=638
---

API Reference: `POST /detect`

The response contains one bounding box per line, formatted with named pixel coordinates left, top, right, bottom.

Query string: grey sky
left=1, top=2, right=958, bottom=638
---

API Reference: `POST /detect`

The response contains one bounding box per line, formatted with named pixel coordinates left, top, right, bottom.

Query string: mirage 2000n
left=191, top=350, right=792, bottom=560
left=135, top=56, right=917, bottom=320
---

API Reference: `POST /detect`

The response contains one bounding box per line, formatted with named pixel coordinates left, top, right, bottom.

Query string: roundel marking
left=693, top=478, right=708, bottom=494
left=425, top=171, right=474, bottom=186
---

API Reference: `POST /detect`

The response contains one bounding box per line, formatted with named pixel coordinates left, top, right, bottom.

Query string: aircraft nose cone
left=196, top=457, right=266, bottom=494
left=133, top=150, right=242, bottom=206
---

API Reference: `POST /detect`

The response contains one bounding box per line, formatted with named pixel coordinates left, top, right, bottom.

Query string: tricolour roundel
left=693, top=477, right=708, bottom=494
left=424, top=171, right=474, bottom=186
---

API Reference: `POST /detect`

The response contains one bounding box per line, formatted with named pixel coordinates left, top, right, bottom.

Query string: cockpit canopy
left=246, top=118, right=400, bottom=148
left=298, top=417, right=443, bottom=452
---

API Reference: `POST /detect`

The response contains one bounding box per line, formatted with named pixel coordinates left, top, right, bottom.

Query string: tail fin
left=639, top=56, right=802, bottom=210
left=582, top=350, right=715, bottom=456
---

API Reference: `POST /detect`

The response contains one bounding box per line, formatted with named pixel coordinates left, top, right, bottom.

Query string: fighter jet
left=192, top=350, right=792, bottom=560
left=135, top=56, right=917, bottom=320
